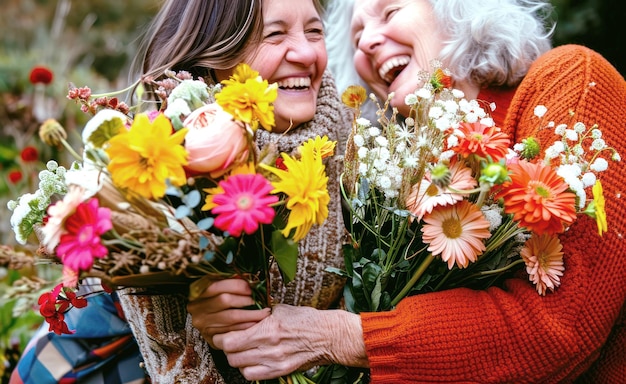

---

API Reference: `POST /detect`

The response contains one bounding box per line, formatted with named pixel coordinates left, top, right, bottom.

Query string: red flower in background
left=20, top=146, right=39, bottom=162
left=8, top=170, right=23, bottom=184
left=29, top=66, right=54, bottom=85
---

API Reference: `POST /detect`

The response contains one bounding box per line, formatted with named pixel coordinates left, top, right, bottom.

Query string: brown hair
left=132, top=0, right=264, bottom=83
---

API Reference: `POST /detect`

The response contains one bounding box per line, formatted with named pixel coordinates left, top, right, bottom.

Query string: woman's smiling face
left=248, top=0, right=327, bottom=132
left=351, top=0, right=445, bottom=116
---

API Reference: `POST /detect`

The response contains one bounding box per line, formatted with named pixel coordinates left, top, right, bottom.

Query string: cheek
left=315, top=42, right=328, bottom=72
left=354, top=53, right=374, bottom=81
left=248, top=48, right=283, bottom=77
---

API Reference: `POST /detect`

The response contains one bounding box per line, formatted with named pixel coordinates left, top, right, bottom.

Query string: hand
left=187, top=278, right=271, bottom=348
left=213, top=304, right=369, bottom=381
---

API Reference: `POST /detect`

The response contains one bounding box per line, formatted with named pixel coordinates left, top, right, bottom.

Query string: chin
left=273, top=97, right=317, bottom=132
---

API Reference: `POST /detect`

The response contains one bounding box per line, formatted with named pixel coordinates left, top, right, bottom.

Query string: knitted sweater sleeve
left=360, top=45, right=626, bottom=383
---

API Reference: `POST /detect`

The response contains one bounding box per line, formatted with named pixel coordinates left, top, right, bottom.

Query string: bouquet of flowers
left=7, top=62, right=335, bottom=363
left=335, top=64, right=619, bottom=311
left=318, top=62, right=619, bottom=382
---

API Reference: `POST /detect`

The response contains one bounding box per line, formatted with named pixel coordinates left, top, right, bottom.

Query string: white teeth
left=378, top=56, right=410, bottom=83
left=277, top=77, right=311, bottom=89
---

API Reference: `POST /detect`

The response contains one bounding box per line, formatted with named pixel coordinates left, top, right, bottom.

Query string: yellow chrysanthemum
left=202, top=162, right=257, bottom=211
left=223, top=63, right=259, bottom=85
left=106, top=113, right=188, bottom=200
left=261, top=150, right=330, bottom=241
left=299, top=135, right=336, bottom=160
left=592, top=180, right=607, bottom=236
left=216, top=64, right=277, bottom=132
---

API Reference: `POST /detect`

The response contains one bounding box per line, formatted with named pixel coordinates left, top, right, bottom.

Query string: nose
left=356, top=26, right=384, bottom=56
left=285, top=34, right=318, bottom=66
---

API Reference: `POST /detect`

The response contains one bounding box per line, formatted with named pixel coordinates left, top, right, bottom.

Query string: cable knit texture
left=118, top=71, right=352, bottom=384
left=361, top=45, right=626, bottom=383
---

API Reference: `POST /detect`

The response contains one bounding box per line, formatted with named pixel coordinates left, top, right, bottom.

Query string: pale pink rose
left=183, top=103, right=249, bottom=177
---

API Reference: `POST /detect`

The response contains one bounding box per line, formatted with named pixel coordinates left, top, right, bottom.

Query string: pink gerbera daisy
left=421, top=200, right=492, bottom=269
left=55, top=198, right=112, bottom=272
left=406, top=161, right=477, bottom=220
left=211, top=173, right=279, bottom=237
left=43, top=185, right=87, bottom=253
left=520, top=233, right=564, bottom=295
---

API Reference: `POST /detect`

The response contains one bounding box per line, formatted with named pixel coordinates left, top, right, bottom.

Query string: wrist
left=322, top=310, right=369, bottom=368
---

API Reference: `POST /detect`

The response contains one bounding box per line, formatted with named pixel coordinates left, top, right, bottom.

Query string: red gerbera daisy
left=497, top=160, right=577, bottom=235
left=454, top=121, right=510, bottom=161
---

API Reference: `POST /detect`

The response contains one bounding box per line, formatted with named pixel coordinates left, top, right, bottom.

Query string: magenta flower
left=56, top=198, right=112, bottom=272
left=211, top=173, right=278, bottom=237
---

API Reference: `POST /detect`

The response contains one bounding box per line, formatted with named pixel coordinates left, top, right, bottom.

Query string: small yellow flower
left=261, top=149, right=330, bottom=241
left=216, top=63, right=277, bottom=132
left=341, top=85, right=367, bottom=110
left=592, top=180, right=607, bottom=236
left=106, top=113, right=188, bottom=200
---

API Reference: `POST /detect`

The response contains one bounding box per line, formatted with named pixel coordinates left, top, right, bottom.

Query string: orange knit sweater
left=360, top=45, right=626, bottom=383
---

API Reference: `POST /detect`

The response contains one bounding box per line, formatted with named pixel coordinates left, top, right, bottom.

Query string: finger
left=192, top=278, right=252, bottom=300
left=191, top=307, right=270, bottom=330
left=187, top=292, right=256, bottom=314
left=199, top=321, right=260, bottom=349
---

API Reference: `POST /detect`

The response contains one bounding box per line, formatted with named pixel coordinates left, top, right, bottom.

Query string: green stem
left=391, top=253, right=435, bottom=306
left=89, top=79, right=141, bottom=99
left=60, top=137, right=83, bottom=161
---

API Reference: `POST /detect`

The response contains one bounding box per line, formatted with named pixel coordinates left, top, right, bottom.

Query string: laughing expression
left=351, top=0, right=444, bottom=116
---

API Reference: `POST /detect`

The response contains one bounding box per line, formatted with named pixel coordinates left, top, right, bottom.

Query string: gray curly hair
left=432, top=0, right=555, bottom=88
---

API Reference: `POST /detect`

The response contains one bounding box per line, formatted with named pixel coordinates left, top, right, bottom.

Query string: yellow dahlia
left=106, top=113, right=188, bottom=199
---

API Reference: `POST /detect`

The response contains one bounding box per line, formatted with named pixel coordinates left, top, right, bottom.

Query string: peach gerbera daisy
left=497, top=160, right=577, bottom=235
left=421, top=200, right=492, bottom=269
left=520, top=233, right=564, bottom=295
left=454, top=121, right=510, bottom=161
left=406, top=161, right=477, bottom=220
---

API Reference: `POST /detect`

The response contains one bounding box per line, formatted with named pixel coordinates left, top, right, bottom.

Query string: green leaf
left=362, top=262, right=382, bottom=310
left=88, top=116, right=125, bottom=148
left=271, top=230, right=298, bottom=283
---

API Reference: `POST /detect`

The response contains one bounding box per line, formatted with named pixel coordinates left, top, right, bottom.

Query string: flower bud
left=519, top=137, right=541, bottom=160
left=39, top=119, right=67, bottom=146
left=480, top=161, right=509, bottom=185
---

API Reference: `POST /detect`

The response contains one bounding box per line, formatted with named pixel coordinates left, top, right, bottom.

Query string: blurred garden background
left=0, top=0, right=624, bottom=382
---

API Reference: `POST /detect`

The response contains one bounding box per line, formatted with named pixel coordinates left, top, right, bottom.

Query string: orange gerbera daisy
left=497, top=160, right=577, bottom=235
left=454, top=121, right=510, bottom=161
left=520, top=233, right=564, bottom=296
left=421, top=200, right=491, bottom=269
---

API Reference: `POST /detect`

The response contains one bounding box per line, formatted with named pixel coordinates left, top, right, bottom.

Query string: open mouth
left=277, top=77, right=311, bottom=91
left=378, top=55, right=410, bottom=85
